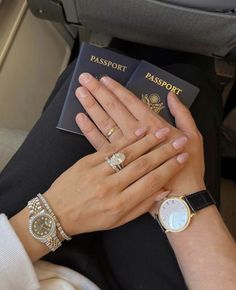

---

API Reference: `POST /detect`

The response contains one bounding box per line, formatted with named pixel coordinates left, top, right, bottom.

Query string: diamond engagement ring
left=105, top=152, right=126, bottom=172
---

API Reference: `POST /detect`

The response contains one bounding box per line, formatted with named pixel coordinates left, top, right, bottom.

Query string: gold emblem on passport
left=141, top=93, right=165, bottom=114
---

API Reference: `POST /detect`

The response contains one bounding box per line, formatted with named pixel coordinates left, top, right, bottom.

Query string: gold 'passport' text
left=90, top=55, right=128, bottom=72
left=145, top=72, right=183, bottom=95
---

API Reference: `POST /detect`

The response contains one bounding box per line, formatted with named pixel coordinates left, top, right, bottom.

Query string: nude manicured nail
left=100, top=76, right=111, bottom=85
left=79, top=72, right=92, bottom=83
left=177, top=152, right=189, bottom=164
left=155, top=127, right=170, bottom=139
left=135, top=127, right=147, bottom=137
left=172, top=136, right=188, bottom=149
left=155, top=190, right=170, bottom=201
left=168, top=91, right=178, bottom=101
left=76, top=113, right=86, bottom=122
left=76, top=87, right=88, bottom=98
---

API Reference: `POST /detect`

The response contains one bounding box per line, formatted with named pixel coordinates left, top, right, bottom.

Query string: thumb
left=167, top=92, right=197, bottom=132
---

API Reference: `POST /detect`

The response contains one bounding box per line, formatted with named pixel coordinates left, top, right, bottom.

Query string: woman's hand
left=75, top=73, right=206, bottom=196
left=10, top=127, right=189, bottom=262
left=44, top=131, right=188, bottom=236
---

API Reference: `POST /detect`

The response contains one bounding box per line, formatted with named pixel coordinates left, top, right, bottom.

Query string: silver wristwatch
left=28, top=197, right=62, bottom=251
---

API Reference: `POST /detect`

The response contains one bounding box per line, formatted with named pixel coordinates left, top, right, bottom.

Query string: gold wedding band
left=106, top=126, right=119, bottom=139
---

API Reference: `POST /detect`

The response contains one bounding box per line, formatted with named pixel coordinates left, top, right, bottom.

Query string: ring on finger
left=105, top=152, right=126, bottom=173
left=106, top=126, right=120, bottom=139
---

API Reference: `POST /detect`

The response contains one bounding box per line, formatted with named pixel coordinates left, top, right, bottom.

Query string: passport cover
left=57, top=42, right=139, bottom=135
left=126, top=60, right=200, bottom=125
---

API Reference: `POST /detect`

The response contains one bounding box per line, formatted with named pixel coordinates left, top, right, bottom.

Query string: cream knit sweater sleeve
left=0, top=214, right=40, bottom=290
left=0, top=214, right=100, bottom=290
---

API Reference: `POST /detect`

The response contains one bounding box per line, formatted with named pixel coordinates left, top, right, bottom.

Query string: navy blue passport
left=126, top=60, right=200, bottom=125
left=57, top=42, right=139, bottom=135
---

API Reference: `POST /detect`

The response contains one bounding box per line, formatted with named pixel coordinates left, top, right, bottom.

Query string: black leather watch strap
left=183, top=190, right=216, bottom=213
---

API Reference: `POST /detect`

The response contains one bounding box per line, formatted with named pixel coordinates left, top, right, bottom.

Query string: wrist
left=10, top=207, right=50, bottom=262
left=168, top=180, right=206, bottom=197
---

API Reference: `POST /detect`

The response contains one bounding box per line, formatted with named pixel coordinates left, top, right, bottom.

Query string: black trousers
left=0, top=60, right=222, bottom=290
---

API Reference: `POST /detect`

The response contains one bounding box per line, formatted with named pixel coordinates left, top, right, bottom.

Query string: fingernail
left=76, top=87, right=88, bottom=98
left=177, top=152, right=189, bottom=164
left=155, top=127, right=170, bottom=139
left=135, top=127, right=147, bottom=137
left=76, top=113, right=86, bottom=123
left=168, top=91, right=178, bottom=100
left=155, top=190, right=170, bottom=201
left=79, top=73, right=92, bottom=84
left=172, top=136, right=188, bottom=149
left=100, top=76, right=111, bottom=85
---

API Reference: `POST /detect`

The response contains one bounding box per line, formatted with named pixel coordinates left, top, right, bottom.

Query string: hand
left=75, top=73, right=206, bottom=196
left=44, top=131, right=188, bottom=236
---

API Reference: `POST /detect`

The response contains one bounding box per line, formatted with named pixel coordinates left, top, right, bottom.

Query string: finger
left=106, top=125, right=123, bottom=143
left=110, top=135, right=188, bottom=190
left=92, top=131, right=141, bottom=165
left=167, top=92, right=198, bottom=132
left=115, top=190, right=170, bottom=227
left=98, top=128, right=170, bottom=175
left=79, top=73, right=138, bottom=135
left=76, top=113, right=109, bottom=150
left=76, top=86, right=123, bottom=141
left=116, top=150, right=189, bottom=211
left=100, top=76, right=166, bottom=127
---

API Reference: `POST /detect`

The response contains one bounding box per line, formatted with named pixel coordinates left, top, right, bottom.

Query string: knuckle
left=145, top=134, right=157, bottom=147
left=123, top=134, right=137, bottom=145
left=123, top=147, right=135, bottom=163
left=82, top=120, right=95, bottom=134
left=103, top=98, right=116, bottom=111
left=82, top=169, right=96, bottom=183
left=94, top=182, right=111, bottom=199
left=97, top=115, right=112, bottom=129
left=179, top=105, right=190, bottom=114
left=102, top=143, right=119, bottom=156
left=109, top=81, right=121, bottom=95
left=78, top=155, right=89, bottom=167
left=95, top=138, right=107, bottom=150
left=147, top=171, right=159, bottom=190
left=83, top=95, right=97, bottom=109
left=134, top=157, right=150, bottom=172
left=109, top=199, right=124, bottom=213
left=90, top=80, right=103, bottom=94
left=191, top=130, right=203, bottom=145
left=161, top=143, right=174, bottom=156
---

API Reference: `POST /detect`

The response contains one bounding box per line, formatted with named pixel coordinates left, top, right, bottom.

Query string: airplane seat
left=27, top=0, right=236, bottom=61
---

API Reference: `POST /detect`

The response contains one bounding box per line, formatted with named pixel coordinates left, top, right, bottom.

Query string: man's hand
left=75, top=73, right=206, bottom=196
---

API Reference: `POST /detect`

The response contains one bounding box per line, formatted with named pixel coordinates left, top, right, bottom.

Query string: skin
left=10, top=125, right=189, bottom=262
left=76, top=73, right=206, bottom=196
left=74, top=73, right=236, bottom=290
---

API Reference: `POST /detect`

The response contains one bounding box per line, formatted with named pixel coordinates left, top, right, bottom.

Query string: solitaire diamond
left=106, top=152, right=126, bottom=172
left=109, top=153, right=125, bottom=165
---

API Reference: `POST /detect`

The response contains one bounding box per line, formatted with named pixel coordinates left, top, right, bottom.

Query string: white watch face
left=159, top=197, right=191, bottom=232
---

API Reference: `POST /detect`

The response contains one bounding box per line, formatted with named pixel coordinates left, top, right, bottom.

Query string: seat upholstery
left=0, top=128, right=28, bottom=172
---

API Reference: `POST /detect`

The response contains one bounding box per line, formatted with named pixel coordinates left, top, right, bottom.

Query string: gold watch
left=155, top=190, right=215, bottom=233
left=28, top=197, right=62, bottom=251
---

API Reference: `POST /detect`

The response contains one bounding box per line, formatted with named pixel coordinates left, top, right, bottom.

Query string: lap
left=0, top=60, right=221, bottom=290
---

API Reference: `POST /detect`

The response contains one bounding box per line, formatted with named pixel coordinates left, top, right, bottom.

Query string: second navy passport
left=126, top=60, right=200, bottom=125
left=57, top=43, right=139, bottom=134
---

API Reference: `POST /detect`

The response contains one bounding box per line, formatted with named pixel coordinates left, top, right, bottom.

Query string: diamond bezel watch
left=155, top=190, right=216, bottom=233
left=28, top=197, right=62, bottom=252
